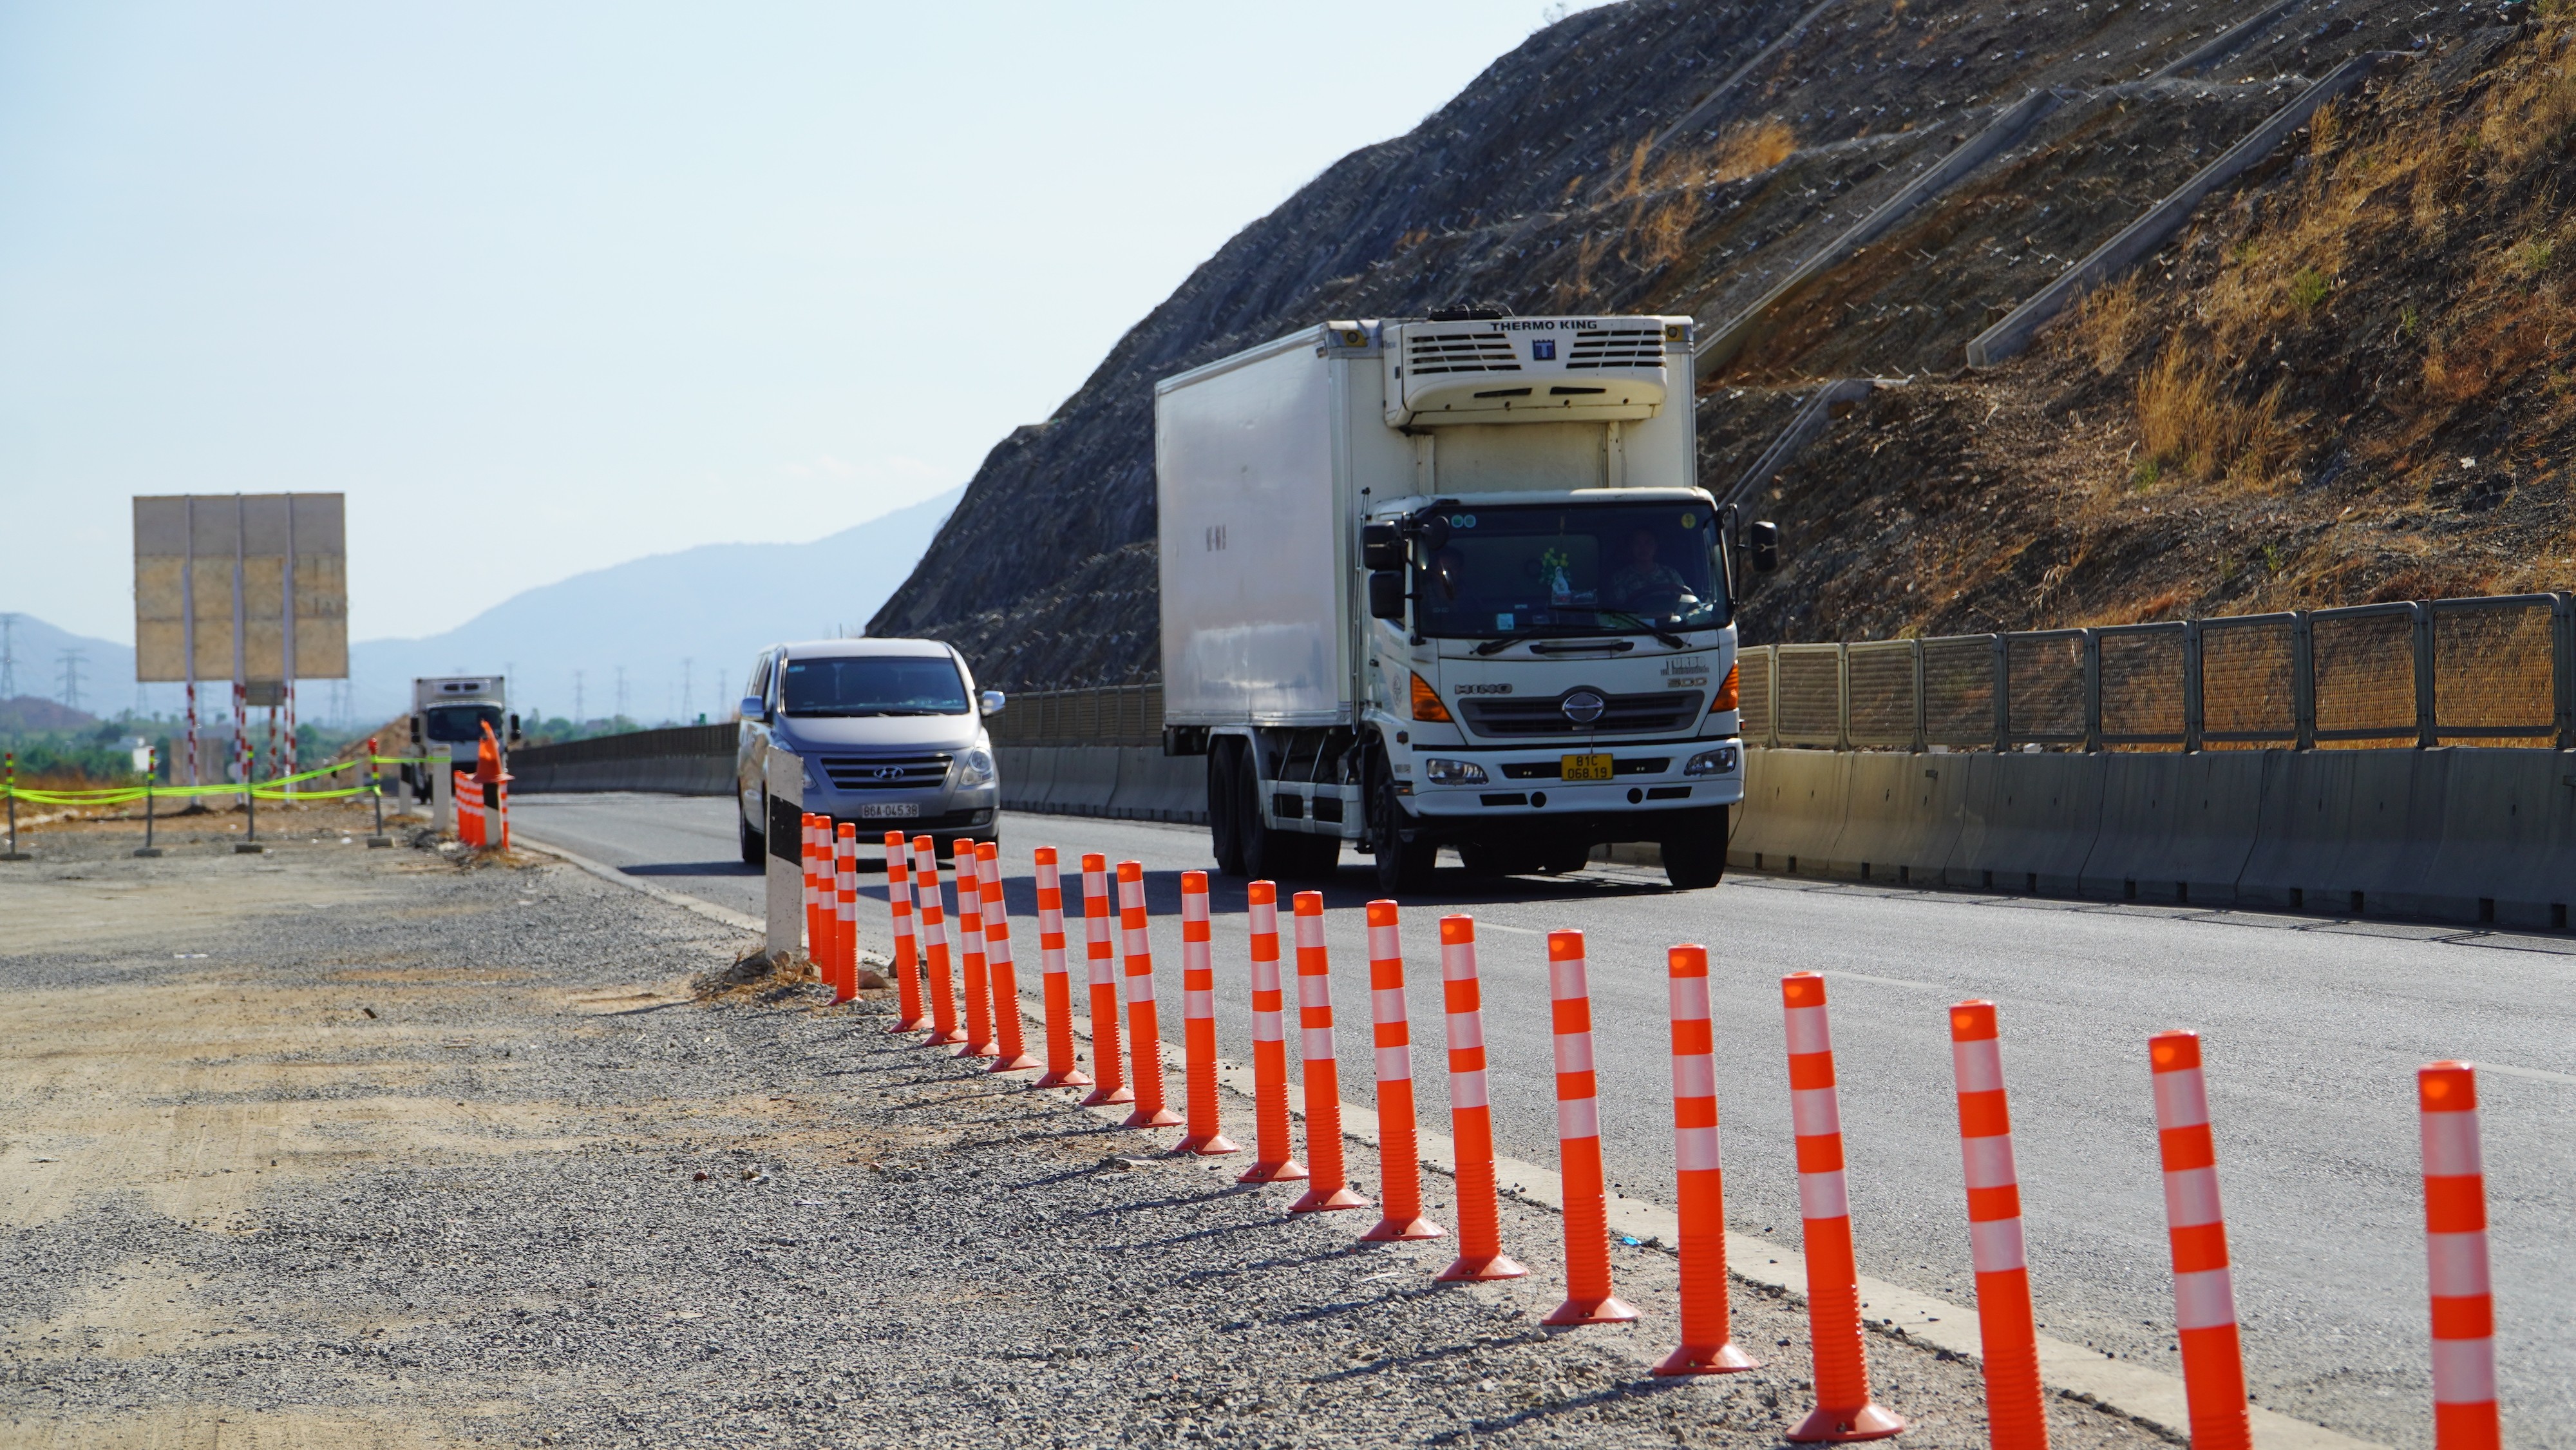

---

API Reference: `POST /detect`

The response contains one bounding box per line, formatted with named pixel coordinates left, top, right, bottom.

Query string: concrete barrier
left=992, top=744, right=1209, bottom=825
left=1107, top=748, right=1207, bottom=823
left=1828, top=751, right=1965, bottom=885
left=1728, top=748, right=1850, bottom=875
left=2333, top=749, right=2458, bottom=922
left=509, top=754, right=732, bottom=796
left=1951, top=751, right=2105, bottom=895
left=2416, top=750, right=2576, bottom=930
left=2079, top=751, right=2267, bottom=904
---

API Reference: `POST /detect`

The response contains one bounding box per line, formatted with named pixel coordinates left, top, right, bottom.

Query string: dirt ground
left=0, top=812, right=2174, bottom=1449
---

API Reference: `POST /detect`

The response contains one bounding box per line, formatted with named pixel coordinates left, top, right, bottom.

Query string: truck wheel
left=1240, top=756, right=1305, bottom=882
left=1209, top=745, right=1247, bottom=875
left=739, top=799, right=765, bottom=867
left=1369, top=765, right=1436, bottom=895
left=1662, top=805, right=1729, bottom=890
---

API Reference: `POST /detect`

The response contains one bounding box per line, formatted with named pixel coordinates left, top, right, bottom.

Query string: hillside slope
left=872, top=0, right=2568, bottom=687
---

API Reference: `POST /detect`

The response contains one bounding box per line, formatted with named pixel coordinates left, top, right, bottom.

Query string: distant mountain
left=0, top=695, right=100, bottom=733
left=348, top=488, right=961, bottom=721
left=0, top=614, right=152, bottom=718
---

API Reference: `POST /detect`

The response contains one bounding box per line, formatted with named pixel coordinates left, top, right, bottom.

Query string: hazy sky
left=0, top=1, right=1608, bottom=647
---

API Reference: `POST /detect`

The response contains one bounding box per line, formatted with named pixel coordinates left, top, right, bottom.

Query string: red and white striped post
left=1434, top=916, right=1522, bottom=1280
left=2149, top=1030, right=2249, bottom=1450
left=1656, top=944, right=1755, bottom=1373
left=974, top=843, right=1039, bottom=1072
left=882, top=832, right=928, bottom=1033
left=955, top=840, right=997, bottom=1058
left=910, top=836, right=965, bottom=1045
left=802, top=814, right=822, bottom=958
left=1078, top=855, right=1132, bottom=1107
left=1947, top=1001, right=2041, bottom=1444
left=1360, top=901, right=1440, bottom=1241
left=1029, top=848, right=1090, bottom=1089
left=1287, top=891, right=1367, bottom=1212
left=833, top=824, right=859, bottom=1002
left=1173, top=871, right=1238, bottom=1154
left=1542, top=930, right=1635, bottom=1326
left=1115, top=860, right=1181, bottom=1128
left=1781, top=972, right=1902, bottom=1440
left=2418, top=1062, right=2499, bottom=1450
left=1236, top=881, right=1306, bottom=1184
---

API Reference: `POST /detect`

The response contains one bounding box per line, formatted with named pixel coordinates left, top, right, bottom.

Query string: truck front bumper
left=1401, top=738, right=1743, bottom=835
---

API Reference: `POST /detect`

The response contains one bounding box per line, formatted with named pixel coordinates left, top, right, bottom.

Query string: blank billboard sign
left=134, top=493, right=348, bottom=683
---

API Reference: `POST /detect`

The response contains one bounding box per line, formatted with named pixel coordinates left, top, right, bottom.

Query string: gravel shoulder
left=1, top=814, right=2173, bottom=1449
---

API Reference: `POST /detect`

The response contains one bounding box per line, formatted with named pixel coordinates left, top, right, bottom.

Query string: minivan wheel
left=739, top=799, right=765, bottom=867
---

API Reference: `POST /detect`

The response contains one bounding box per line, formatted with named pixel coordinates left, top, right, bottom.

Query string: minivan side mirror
left=1367, top=570, right=1408, bottom=622
left=739, top=695, right=766, bottom=723
left=1747, top=520, right=1781, bottom=573
left=979, top=690, right=1007, bottom=716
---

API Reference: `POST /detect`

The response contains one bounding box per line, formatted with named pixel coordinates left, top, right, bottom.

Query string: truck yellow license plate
left=1560, top=753, right=1614, bottom=782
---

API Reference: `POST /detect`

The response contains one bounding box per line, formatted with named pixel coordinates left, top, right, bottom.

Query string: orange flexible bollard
left=1029, top=848, right=1090, bottom=1088
left=910, top=837, right=965, bottom=1045
left=2150, top=1031, right=2250, bottom=1450
left=806, top=814, right=826, bottom=959
left=1287, top=891, right=1368, bottom=1213
left=1947, top=1002, right=2041, bottom=1440
left=1361, top=900, right=1440, bottom=1241
left=1435, top=916, right=1523, bottom=1281
left=833, top=825, right=858, bottom=1002
left=1656, top=945, right=1756, bottom=1373
left=799, top=814, right=817, bottom=953
left=2418, top=1062, right=2500, bottom=1450
left=954, top=841, right=997, bottom=1058
left=1077, top=855, right=1133, bottom=1107
left=1781, top=972, right=1903, bottom=1440
left=1236, top=881, right=1307, bottom=1184
left=882, top=832, right=928, bottom=1033
left=1542, top=931, right=1636, bottom=1326
left=974, top=843, right=1038, bottom=1071
left=1115, top=861, right=1181, bottom=1127
left=1173, top=871, right=1238, bottom=1154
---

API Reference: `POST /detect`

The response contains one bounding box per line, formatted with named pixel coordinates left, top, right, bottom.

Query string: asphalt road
left=511, top=791, right=2576, bottom=1450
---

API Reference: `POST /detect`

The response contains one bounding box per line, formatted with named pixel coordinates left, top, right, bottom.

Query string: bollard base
left=233, top=843, right=267, bottom=855
left=132, top=847, right=166, bottom=859
left=1033, top=1067, right=1094, bottom=1089
left=1361, top=1214, right=1446, bottom=1243
left=987, top=1052, right=1041, bottom=1074
left=1785, top=1403, right=1906, bottom=1443
left=1541, top=1294, right=1640, bottom=1327
left=1171, top=1131, right=1240, bottom=1156
left=1237, top=1157, right=1309, bottom=1184
left=922, top=1029, right=972, bottom=1048
left=1287, top=1184, right=1369, bottom=1213
left=885, top=1015, right=933, bottom=1035
left=365, top=836, right=392, bottom=848
left=1654, top=1342, right=1761, bottom=1376
left=1080, top=1083, right=1137, bottom=1108
left=953, top=1040, right=1001, bottom=1060
left=1435, top=1253, right=1529, bottom=1282
left=3, top=851, right=35, bottom=861
left=1119, top=1105, right=1184, bottom=1129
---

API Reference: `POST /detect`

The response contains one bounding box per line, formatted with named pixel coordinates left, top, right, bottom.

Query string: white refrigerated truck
left=1155, top=311, right=1776, bottom=893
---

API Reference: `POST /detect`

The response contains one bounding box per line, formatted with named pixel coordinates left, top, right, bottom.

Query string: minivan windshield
left=781, top=656, right=970, bottom=716
left=1411, top=502, right=1725, bottom=639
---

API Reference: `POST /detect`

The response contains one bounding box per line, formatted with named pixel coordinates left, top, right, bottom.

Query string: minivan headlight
left=1422, top=758, right=1488, bottom=786
left=954, top=748, right=996, bottom=787
left=1683, top=746, right=1739, bottom=777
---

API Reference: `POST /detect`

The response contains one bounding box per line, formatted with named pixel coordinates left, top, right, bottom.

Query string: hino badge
left=1155, top=312, right=1777, bottom=893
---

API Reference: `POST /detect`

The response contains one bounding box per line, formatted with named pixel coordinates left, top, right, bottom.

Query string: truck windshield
left=781, top=656, right=970, bottom=716
left=1412, top=503, right=1725, bottom=639
left=422, top=704, right=502, bottom=744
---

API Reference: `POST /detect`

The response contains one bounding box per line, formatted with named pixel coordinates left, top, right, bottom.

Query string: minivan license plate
left=855, top=803, right=918, bottom=819
left=1560, top=754, right=1614, bottom=782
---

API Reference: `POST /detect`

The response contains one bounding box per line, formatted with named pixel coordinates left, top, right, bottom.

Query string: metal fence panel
left=2310, top=603, right=2419, bottom=745
left=2096, top=622, right=2187, bottom=749
left=1737, top=646, right=1777, bottom=747
left=2431, top=595, right=2557, bottom=745
left=2197, top=613, right=2297, bottom=747
left=2005, top=631, right=2087, bottom=745
left=1776, top=644, right=1844, bottom=747
left=1922, top=634, right=1997, bottom=749
left=1845, top=640, right=1920, bottom=749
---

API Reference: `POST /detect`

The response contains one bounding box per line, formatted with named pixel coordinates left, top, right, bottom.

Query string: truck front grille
left=817, top=752, right=951, bottom=790
left=1405, top=331, right=1520, bottom=375
left=1566, top=326, right=1664, bottom=368
left=1457, top=691, right=1704, bottom=738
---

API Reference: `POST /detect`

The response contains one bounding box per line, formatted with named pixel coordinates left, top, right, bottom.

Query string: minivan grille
left=1566, top=327, right=1665, bottom=368
left=1457, top=691, right=1704, bottom=738
left=818, top=752, right=951, bottom=790
left=1405, top=330, right=1520, bottom=375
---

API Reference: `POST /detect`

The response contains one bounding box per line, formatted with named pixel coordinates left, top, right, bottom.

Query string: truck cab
left=409, top=676, right=517, bottom=797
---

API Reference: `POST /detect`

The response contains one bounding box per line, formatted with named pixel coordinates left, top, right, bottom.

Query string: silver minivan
left=734, top=638, right=1004, bottom=866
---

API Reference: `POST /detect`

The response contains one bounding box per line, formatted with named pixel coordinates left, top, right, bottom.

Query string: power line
left=0, top=613, right=17, bottom=698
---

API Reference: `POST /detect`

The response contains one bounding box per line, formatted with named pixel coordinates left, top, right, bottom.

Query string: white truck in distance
left=1155, top=311, right=1776, bottom=893
left=408, top=676, right=518, bottom=796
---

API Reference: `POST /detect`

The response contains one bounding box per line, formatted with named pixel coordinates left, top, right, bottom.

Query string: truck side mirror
left=1748, top=520, right=1780, bottom=573
left=979, top=690, right=1007, bottom=716
left=739, top=695, right=766, bottom=723
left=1360, top=521, right=1404, bottom=571
left=1367, top=570, right=1408, bottom=622
left=507, top=713, right=522, bottom=745
left=410, top=715, right=424, bottom=745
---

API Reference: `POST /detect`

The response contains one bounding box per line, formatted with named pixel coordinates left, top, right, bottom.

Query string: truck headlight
left=954, top=748, right=996, bottom=787
left=1421, top=758, right=1487, bottom=786
left=1683, top=746, right=1739, bottom=777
